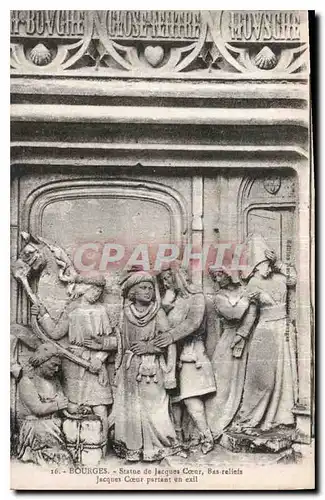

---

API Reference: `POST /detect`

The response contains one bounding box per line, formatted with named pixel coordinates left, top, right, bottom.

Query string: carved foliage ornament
left=10, top=10, right=308, bottom=76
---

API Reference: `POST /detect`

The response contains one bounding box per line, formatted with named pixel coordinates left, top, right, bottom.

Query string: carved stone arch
left=237, top=175, right=255, bottom=240
left=22, top=177, right=189, bottom=248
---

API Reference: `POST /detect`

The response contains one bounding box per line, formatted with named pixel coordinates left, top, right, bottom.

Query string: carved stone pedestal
left=219, top=428, right=297, bottom=455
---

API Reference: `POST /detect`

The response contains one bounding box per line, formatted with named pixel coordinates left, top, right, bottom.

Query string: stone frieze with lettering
left=10, top=10, right=309, bottom=77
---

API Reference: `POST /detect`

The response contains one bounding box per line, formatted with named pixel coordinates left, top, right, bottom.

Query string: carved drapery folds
left=10, top=10, right=309, bottom=77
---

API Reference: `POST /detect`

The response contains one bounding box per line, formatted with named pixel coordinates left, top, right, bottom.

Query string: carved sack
left=62, top=414, right=104, bottom=465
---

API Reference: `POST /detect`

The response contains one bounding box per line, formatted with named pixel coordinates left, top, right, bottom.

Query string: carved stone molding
left=10, top=10, right=309, bottom=79
left=11, top=105, right=309, bottom=128
left=21, top=178, right=189, bottom=246
left=237, top=174, right=297, bottom=240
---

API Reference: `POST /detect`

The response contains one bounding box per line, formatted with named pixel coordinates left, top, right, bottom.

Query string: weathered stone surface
left=10, top=10, right=309, bottom=78
left=220, top=428, right=297, bottom=454
left=10, top=9, right=313, bottom=490
left=163, top=442, right=302, bottom=468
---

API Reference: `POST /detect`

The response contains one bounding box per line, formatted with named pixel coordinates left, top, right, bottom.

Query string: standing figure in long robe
left=205, top=266, right=258, bottom=439
left=113, top=271, right=179, bottom=462
left=232, top=234, right=298, bottom=434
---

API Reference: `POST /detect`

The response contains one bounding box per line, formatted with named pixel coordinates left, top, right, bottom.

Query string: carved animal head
left=18, top=233, right=47, bottom=274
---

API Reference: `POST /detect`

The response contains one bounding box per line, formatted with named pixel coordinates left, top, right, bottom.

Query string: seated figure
left=17, top=343, right=72, bottom=466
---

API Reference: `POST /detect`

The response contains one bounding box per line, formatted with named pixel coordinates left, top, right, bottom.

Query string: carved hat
left=74, top=274, right=106, bottom=287
left=241, top=234, right=272, bottom=279
left=28, top=343, right=60, bottom=368
left=208, top=265, right=241, bottom=284
left=120, top=269, right=155, bottom=298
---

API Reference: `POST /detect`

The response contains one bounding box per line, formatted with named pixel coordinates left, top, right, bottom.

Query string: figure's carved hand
left=130, top=341, right=147, bottom=355
left=31, top=304, right=40, bottom=316
left=70, top=339, right=83, bottom=347
left=31, top=303, right=47, bottom=316
left=265, top=249, right=277, bottom=263
left=273, top=259, right=284, bottom=272
left=89, top=358, right=102, bottom=374
left=57, top=396, right=69, bottom=410
left=153, top=332, right=173, bottom=348
left=67, top=402, right=79, bottom=414
left=84, top=339, right=103, bottom=350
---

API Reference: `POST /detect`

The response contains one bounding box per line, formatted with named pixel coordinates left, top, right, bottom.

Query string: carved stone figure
left=10, top=231, right=300, bottom=463
left=11, top=233, right=49, bottom=307
left=155, top=266, right=216, bottom=454
left=205, top=266, right=257, bottom=439
left=35, top=275, right=117, bottom=455
left=11, top=324, right=41, bottom=382
left=17, top=343, right=72, bottom=466
left=112, top=270, right=180, bottom=462
left=10, top=323, right=41, bottom=455
left=11, top=234, right=121, bottom=460
left=231, top=234, right=298, bottom=435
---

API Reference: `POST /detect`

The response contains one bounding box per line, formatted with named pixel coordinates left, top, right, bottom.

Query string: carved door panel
left=247, top=207, right=296, bottom=261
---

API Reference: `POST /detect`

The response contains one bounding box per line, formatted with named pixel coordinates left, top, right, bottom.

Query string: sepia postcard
left=10, top=9, right=314, bottom=490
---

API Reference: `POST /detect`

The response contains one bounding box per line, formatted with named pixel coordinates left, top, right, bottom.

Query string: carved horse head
left=12, top=232, right=78, bottom=320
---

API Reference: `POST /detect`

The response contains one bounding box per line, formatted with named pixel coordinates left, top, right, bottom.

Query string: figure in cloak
left=204, top=266, right=258, bottom=439
left=35, top=275, right=117, bottom=452
left=17, top=343, right=72, bottom=466
left=113, top=270, right=179, bottom=462
left=155, top=266, right=216, bottom=454
left=232, top=234, right=298, bottom=435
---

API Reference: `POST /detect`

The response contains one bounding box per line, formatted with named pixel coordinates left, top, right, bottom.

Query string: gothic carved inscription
left=10, top=10, right=308, bottom=76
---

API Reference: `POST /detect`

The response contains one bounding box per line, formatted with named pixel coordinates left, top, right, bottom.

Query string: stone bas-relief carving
left=113, top=271, right=180, bottom=462
left=206, top=236, right=298, bottom=453
left=156, top=267, right=216, bottom=455
left=10, top=10, right=308, bottom=76
left=11, top=231, right=302, bottom=467
left=16, top=343, right=72, bottom=466
left=10, top=7, right=313, bottom=491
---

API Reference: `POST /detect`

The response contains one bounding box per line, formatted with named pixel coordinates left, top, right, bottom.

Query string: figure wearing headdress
left=155, top=264, right=216, bottom=454
left=112, top=270, right=180, bottom=462
left=17, top=343, right=72, bottom=466
left=204, top=265, right=258, bottom=439
left=35, top=274, right=117, bottom=453
left=231, top=234, right=298, bottom=434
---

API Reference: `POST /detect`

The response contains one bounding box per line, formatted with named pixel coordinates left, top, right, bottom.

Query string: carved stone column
left=293, top=163, right=313, bottom=443
left=191, top=175, right=204, bottom=287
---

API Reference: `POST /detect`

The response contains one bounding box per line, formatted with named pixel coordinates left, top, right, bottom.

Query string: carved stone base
left=293, top=405, right=312, bottom=444
left=219, top=428, right=297, bottom=454
left=163, top=442, right=302, bottom=469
